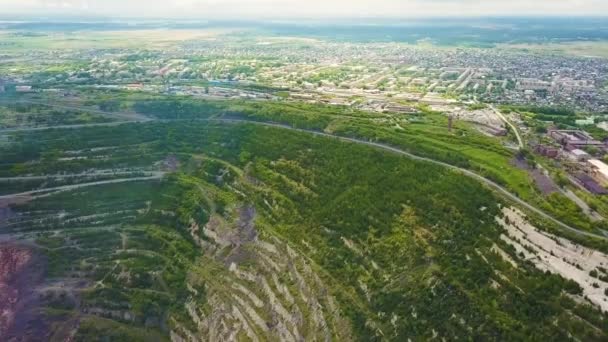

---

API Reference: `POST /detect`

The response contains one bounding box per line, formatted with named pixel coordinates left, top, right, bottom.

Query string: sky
left=1, top=0, right=608, bottom=19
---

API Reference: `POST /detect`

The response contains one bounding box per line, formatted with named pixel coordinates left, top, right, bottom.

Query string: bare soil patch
left=0, top=243, right=48, bottom=341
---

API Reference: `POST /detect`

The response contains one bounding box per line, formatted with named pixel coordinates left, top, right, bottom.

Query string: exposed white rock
left=497, top=207, right=608, bottom=311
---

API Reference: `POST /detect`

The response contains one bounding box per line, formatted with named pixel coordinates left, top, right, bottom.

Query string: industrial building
left=516, top=78, right=552, bottom=91
left=534, top=145, right=559, bottom=158
left=549, top=129, right=604, bottom=150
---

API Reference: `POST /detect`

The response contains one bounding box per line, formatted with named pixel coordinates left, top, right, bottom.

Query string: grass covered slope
left=130, top=96, right=605, bottom=234
left=2, top=121, right=607, bottom=340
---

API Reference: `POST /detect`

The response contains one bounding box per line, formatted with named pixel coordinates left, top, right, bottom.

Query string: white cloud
left=0, top=0, right=606, bottom=18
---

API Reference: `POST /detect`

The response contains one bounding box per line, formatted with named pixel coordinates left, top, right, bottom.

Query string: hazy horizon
left=1, top=0, right=607, bottom=20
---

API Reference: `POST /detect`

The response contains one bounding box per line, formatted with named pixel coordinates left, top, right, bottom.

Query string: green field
left=499, top=41, right=608, bottom=59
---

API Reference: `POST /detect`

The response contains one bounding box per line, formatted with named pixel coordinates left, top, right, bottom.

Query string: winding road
left=0, top=171, right=162, bottom=181
left=210, top=118, right=608, bottom=241
left=490, top=104, right=524, bottom=150
left=0, top=175, right=163, bottom=200
left=0, top=98, right=151, bottom=122
left=1, top=100, right=606, bottom=241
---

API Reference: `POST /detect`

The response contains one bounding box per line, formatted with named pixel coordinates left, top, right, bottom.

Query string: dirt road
left=489, top=104, right=524, bottom=149
left=0, top=175, right=164, bottom=200
left=210, top=118, right=608, bottom=242
left=0, top=171, right=163, bottom=181
left=0, top=100, right=603, bottom=241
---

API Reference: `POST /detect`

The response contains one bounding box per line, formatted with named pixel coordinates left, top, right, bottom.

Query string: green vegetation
left=5, top=92, right=603, bottom=235
left=128, top=96, right=607, bottom=234
left=2, top=20, right=608, bottom=341
left=0, top=102, right=113, bottom=129
left=500, top=105, right=578, bottom=127
left=3, top=116, right=608, bottom=340
left=75, top=316, right=168, bottom=342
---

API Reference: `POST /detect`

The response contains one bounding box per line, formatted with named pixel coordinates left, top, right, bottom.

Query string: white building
left=569, top=149, right=590, bottom=162
left=588, top=159, right=608, bottom=185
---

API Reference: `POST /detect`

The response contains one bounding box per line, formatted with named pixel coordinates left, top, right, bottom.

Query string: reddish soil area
left=162, top=154, right=180, bottom=172
left=511, top=157, right=558, bottom=195
left=0, top=243, right=48, bottom=341
left=530, top=169, right=559, bottom=195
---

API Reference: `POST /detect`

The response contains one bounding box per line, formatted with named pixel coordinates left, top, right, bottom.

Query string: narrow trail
left=0, top=171, right=163, bottom=181
left=0, top=100, right=605, bottom=241
left=0, top=98, right=151, bottom=122
left=0, top=120, right=136, bottom=134
left=490, top=104, right=524, bottom=150
left=0, top=98, right=149, bottom=134
left=120, top=232, right=128, bottom=250
left=0, top=175, right=164, bottom=200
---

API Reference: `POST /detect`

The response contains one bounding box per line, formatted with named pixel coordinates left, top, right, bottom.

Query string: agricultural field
left=0, top=29, right=235, bottom=52
left=498, top=41, right=608, bottom=59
